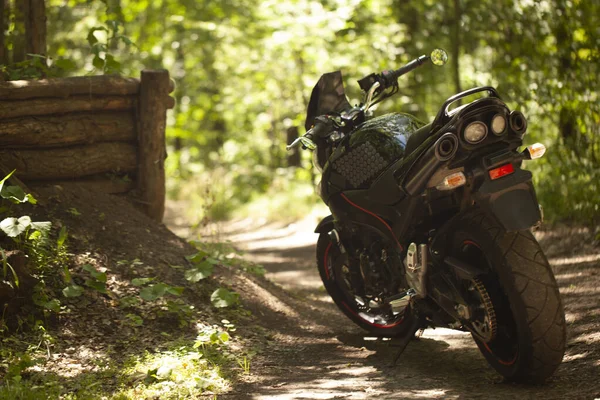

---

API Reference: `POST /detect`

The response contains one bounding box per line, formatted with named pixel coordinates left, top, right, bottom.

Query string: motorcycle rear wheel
left=450, top=209, right=566, bottom=383
left=316, top=232, right=415, bottom=337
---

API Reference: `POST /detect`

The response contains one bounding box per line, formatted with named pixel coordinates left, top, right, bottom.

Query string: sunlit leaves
left=62, top=284, right=84, bottom=298
left=210, top=288, right=239, bottom=308
left=139, top=283, right=184, bottom=302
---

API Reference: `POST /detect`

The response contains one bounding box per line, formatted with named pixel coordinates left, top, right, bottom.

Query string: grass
left=0, top=328, right=250, bottom=399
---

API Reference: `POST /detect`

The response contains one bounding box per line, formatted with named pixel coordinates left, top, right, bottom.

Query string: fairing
left=305, top=71, right=352, bottom=131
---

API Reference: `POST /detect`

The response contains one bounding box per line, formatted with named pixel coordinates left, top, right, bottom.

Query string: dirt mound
left=0, top=183, right=301, bottom=398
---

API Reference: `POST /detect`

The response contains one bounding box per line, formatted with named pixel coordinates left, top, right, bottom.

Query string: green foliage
left=24, top=0, right=595, bottom=223
left=190, top=241, right=266, bottom=277
left=210, top=288, right=239, bottom=308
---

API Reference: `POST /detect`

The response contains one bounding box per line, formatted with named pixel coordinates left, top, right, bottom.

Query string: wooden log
left=0, top=111, right=136, bottom=148
left=0, top=75, right=176, bottom=100
left=24, top=0, right=46, bottom=56
left=0, top=142, right=137, bottom=180
left=0, top=95, right=135, bottom=119
left=137, top=70, right=169, bottom=222
left=30, top=174, right=135, bottom=194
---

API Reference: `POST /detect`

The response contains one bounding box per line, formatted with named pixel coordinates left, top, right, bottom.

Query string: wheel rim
left=324, top=240, right=405, bottom=329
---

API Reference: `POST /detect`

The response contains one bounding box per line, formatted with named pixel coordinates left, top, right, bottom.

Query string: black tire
left=450, top=209, right=566, bottom=383
left=316, top=232, right=414, bottom=337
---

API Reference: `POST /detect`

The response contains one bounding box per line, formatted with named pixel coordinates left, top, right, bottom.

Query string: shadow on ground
left=227, top=223, right=600, bottom=399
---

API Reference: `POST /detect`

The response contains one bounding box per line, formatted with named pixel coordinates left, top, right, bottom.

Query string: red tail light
left=489, top=163, right=514, bottom=180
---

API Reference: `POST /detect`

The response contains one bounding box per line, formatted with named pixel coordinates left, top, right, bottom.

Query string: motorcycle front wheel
left=449, top=209, right=566, bottom=383
left=316, top=232, right=415, bottom=337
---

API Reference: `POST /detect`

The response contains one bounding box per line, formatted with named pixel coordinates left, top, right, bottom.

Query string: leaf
left=62, top=284, right=84, bottom=298
left=83, top=264, right=107, bottom=282
left=63, top=266, right=72, bottom=284
left=43, top=299, right=61, bottom=313
left=131, top=277, right=153, bottom=286
left=218, top=331, right=230, bottom=343
left=0, top=216, right=31, bottom=237
left=85, top=279, right=107, bottom=294
left=68, top=208, right=81, bottom=216
left=87, top=26, right=108, bottom=47
left=210, top=288, right=239, bottom=308
left=119, top=296, right=140, bottom=308
left=125, top=313, right=143, bottom=326
left=186, top=251, right=208, bottom=264
left=139, top=283, right=168, bottom=301
left=0, top=185, right=29, bottom=203
left=57, top=226, right=68, bottom=248
left=184, top=261, right=213, bottom=282
left=119, top=35, right=135, bottom=46
left=0, top=170, right=15, bottom=194
left=92, top=55, right=104, bottom=70
left=104, top=54, right=121, bottom=73
left=30, top=221, right=51, bottom=233
left=166, top=286, right=184, bottom=296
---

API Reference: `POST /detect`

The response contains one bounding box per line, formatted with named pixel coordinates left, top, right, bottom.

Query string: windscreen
left=305, top=71, right=351, bottom=131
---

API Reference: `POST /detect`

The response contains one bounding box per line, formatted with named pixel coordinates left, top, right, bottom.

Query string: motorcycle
left=287, top=49, right=566, bottom=383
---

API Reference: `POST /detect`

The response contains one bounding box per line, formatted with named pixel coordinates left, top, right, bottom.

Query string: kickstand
left=391, top=317, right=421, bottom=366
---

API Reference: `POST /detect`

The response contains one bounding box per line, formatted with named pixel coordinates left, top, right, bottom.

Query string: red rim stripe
left=340, top=193, right=404, bottom=251
left=482, top=341, right=518, bottom=366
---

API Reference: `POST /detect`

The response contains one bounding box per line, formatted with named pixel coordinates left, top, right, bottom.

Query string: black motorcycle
left=287, top=49, right=565, bottom=383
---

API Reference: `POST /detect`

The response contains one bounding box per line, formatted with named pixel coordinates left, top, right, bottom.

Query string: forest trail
left=168, top=211, right=600, bottom=399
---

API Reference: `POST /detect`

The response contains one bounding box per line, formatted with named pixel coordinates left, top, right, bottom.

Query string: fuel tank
left=323, top=112, right=426, bottom=193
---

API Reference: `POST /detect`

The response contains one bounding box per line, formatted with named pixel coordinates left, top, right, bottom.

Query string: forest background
left=4, top=0, right=599, bottom=225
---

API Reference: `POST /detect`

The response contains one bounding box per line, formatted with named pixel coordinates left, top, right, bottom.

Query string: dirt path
left=169, top=212, right=600, bottom=399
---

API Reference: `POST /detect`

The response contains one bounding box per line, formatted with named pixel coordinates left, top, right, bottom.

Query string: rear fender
left=474, top=168, right=542, bottom=231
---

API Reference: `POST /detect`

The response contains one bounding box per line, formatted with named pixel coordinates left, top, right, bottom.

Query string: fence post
left=138, top=70, right=169, bottom=222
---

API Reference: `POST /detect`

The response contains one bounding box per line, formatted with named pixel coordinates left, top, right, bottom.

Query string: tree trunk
left=451, top=0, right=462, bottom=96
left=137, top=70, right=169, bottom=222
left=0, top=95, right=136, bottom=119
left=286, top=126, right=301, bottom=167
left=0, top=0, right=6, bottom=66
left=0, top=142, right=137, bottom=180
left=0, top=111, right=136, bottom=147
left=13, top=0, right=26, bottom=63
left=25, top=0, right=46, bottom=56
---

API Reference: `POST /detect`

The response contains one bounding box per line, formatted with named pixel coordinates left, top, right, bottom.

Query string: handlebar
left=358, top=54, right=431, bottom=93
left=382, top=55, right=429, bottom=86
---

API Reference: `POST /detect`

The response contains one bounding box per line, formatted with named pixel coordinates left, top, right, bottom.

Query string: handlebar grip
left=383, top=55, right=430, bottom=87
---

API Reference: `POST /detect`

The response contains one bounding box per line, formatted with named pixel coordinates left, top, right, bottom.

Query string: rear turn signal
left=526, top=143, right=546, bottom=159
left=489, top=163, right=514, bottom=180
left=436, top=172, right=466, bottom=191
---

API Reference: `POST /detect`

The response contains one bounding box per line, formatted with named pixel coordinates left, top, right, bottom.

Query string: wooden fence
left=0, top=70, right=175, bottom=221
